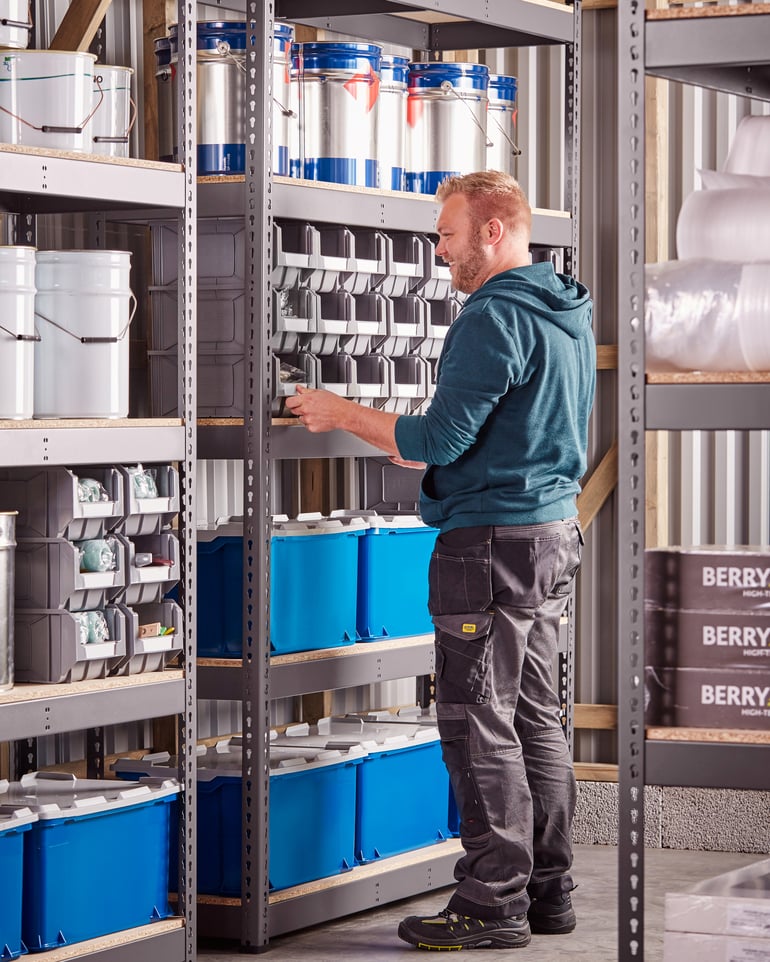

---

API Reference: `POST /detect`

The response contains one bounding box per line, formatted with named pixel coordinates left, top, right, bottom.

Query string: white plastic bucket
left=33, top=250, right=135, bottom=419
left=0, top=245, right=37, bottom=419
left=0, top=0, right=32, bottom=49
left=90, top=64, right=134, bottom=157
left=0, top=49, right=97, bottom=151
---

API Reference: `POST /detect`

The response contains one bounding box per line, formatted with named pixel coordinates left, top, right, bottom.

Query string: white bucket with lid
left=0, top=245, right=37, bottom=419
left=0, top=0, right=32, bottom=49
left=90, top=64, right=134, bottom=157
left=0, top=49, right=98, bottom=151
left=33, top=250, right=135, bottom=419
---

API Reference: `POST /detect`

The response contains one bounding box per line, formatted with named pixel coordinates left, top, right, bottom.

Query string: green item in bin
left=78, top=537, right=117, bottom=572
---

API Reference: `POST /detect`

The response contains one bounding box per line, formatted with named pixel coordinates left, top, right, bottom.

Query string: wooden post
left=49, top=0, right=114, bottom=51
left=141, top=0, right=169, bottom=162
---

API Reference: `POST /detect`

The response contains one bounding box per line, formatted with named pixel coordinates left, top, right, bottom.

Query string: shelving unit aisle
left=616, top=6, right=770, bottom=962
left=0, top=2, right=198, bottom=961
left=193, top=0, right=581, bottom=951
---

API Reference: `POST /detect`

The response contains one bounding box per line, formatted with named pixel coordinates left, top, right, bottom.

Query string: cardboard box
left=645, top=666, right=770, bottom=730
left=663, top=931, right=770, bottom=962
left=646, top=548, right=770, bottom=611
left=646, top=606, right=770, bottom=670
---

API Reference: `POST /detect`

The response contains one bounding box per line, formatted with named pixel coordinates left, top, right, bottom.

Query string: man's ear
left=485, top=218, right=506, bottom=245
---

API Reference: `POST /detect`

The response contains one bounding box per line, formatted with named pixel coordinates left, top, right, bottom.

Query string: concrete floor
left=198, top=844, right=760, bottom=961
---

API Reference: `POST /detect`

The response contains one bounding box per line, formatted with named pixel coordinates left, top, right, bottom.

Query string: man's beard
left=451, top=226, right=486, bottom=294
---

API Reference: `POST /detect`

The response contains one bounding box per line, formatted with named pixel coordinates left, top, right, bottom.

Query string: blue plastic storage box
left=273, top=717, right=450, bottom=862
left=1, top=773, right=178, bottom=952
left=357, top=515, right=436, bottom=641
left=0, top=802, right=37, bottom=961
left=196, top=515, right=365, bottom=657
left=113, top=738, right=365, bottom=893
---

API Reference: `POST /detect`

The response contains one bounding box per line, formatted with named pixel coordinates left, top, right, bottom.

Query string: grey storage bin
left=376, top=232, right=424, bottom=297
left=150, top=287, right=245, bottom=352
left=340, top=228, right=387, bottom=295
left=375, top=293, right=427, bottom=357
left=149, top=350, right=244, bottom=417
left=116, top=532, right=179, bottom=607
left=301, top=353, right=355, bottom=396
left=14, top=605, right=127, bottom=683
left=151, top=217, right=246, bottom=288
left=379, top=356, right=430, bottom=413
left=304, top=225, right=351, bottom=293
left=118, top=464, right=179, bottom=537
left=351, top=354, right=389, bottom=403
left=271, top=220, right=316, bottom=289
left=113, top=600, right=182, bottom=675
left=0, top=467, right=123, bottom=540
left=414, top=234, right=452, bottom=299
left=419, top=296, right=461, bottom=358
left=15, top=537, right=125, bottom=611
left=273, top=287, right=317, bottom=353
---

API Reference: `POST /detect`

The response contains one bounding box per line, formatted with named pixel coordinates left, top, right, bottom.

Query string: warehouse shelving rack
left=0, top=3, right=198, bottom=962
left=193, top=0, right=582, bottom=951
left=616, top=6, right=770, bottom=962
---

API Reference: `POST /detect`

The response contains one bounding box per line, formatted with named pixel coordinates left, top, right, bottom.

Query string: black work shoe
left=527, top=891, right=577, bottom=934
left=398, top=908, right=531, bottom=950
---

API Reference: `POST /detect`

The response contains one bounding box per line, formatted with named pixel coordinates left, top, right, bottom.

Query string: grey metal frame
left=617, top=7, right=770, bottom=962
left=0, top=0, right=197, bottom=958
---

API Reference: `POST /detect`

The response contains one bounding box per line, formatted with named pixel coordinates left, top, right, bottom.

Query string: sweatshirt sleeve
left=395, top=303, right=523, bottom=465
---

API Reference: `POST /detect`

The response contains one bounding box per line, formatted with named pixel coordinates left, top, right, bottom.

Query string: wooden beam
left=575, top=762, right=618, bottom=782
left=142, top=0, right=169, bottom=162
left=577, top=441, right=618, bottom=532
left=50, top=0, right=114, bottom=51
left=596, top=344, right=618, bottom=370
left=574, top=702, right=617, bottom=731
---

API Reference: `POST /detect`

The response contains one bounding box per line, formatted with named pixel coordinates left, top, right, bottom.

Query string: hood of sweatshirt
left=462, top=262, right=592, bottom=338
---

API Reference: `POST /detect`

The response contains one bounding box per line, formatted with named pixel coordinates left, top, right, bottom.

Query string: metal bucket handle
left=0, top=319, right=40, bottom=342
left=489, top=110, right=522, bottom=158
left=215, top=39, right=246, bottom=73
left=34, top=290, right=137, bottom=344
left=93, top=79, right=138, bottom=145
left=0, top=70, right=105, bottom=136
left=1, top=1, right=32, bottom=29
left=439, top=79, right=492, bottom=148
left=273, top=94, right=295, bottom=119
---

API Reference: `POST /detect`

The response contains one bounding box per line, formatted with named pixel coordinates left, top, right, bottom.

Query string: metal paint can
left=378, top=55, right=408, bottom=191
left=486, top=73, right=518, bottom=176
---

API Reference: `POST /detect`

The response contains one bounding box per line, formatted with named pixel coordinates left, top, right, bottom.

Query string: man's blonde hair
left=436, top=170, right=532, bottom=243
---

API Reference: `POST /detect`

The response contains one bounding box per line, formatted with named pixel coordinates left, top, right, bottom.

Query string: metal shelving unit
left=616, top=6, right=770, bottom=961
left=192, top=0, right=582, bottom=950
left=0, top=3, right=198, bottom=960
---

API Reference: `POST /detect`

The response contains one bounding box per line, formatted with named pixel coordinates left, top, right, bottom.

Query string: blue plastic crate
left=113, top=740, right=364, bottom=894
left=0, top=806, right=36, bottom=961
left=357, top=517, right=436, bottom=641
left=354, top=730, right=450, bottom=862
left=2, top=774, right=178, bottom=952
left=196, top=516, right=365, bottom=656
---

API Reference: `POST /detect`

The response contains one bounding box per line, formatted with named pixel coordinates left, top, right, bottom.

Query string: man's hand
left=389, top=456, right=427, bottom=470
left=285, top=385, right=351, bottom=433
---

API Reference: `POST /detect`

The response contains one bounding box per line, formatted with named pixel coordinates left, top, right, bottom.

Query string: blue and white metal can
left=153, top=36, right=173, bottom=163
left=486, top=73, right=518, bottom=176
left=405, top=61, right=489, bottom=195
left=293, top=41, right=382, bottom=187
left=377, top=55, right=408, bottom=191
left=273, top=22, right=294, bottom=176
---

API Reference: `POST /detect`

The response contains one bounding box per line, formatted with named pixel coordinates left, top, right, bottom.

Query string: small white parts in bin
left=76, top=477, right=109, bottom=504
left=76, top=536, right=118, bottom=573
left=73, top=610, right=110, bottom=645
left=127, top=465, right=159, bottom=499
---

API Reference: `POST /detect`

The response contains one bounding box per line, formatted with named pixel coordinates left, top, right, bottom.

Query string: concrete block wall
left=573, top=782, right=770, bottom=854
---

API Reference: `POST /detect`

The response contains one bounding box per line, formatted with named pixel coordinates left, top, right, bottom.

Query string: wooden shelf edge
left=646, top=726, right=770, bottom=745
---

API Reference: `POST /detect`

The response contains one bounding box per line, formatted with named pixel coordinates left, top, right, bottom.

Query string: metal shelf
left=0, top=671, right=185, bottom=740
left=199, top=634, right=435, bottom=701
left=0, top=420, right=185, bottom=467
left=646, top=10, right=770, bottom=101
left=277, top=0, right=574, bottom=48
left=23, top=920, right=186, bottom=962
left=197, top=176, right=573, bottom=247
left=198, top=420, right=381, bottom=460
left=197, top=839, right=462, bottom=939
left=646, top=382, right=770, bottom=431
left=0, top=146, right=185, bottom=214
left=646, top=739, right=770, bottom=792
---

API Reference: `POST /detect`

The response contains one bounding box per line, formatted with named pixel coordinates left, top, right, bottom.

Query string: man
left=286, top=170, right=595, bottom=950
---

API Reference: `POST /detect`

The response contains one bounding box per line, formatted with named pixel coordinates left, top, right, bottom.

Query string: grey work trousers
left=429, top=518, right=583, bottom=920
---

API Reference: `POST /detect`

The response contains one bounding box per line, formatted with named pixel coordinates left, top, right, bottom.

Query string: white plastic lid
left=0, top=803, right=37, bottom=831
left=0, top=772, right=180, bottom=819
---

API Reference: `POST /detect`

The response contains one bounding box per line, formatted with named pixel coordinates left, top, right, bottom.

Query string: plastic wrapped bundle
left=645, top=259, right=770, bottom=372
left=676, top=188, right=770, bottom=263
left=724, top=115, right=770, bottom=176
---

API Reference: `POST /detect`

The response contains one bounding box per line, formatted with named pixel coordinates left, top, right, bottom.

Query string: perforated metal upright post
left=617, top=3, right=646, bottom=960
left=241, top=1, right=273, bottom=952
left=177, top=2, right=198, bottom=959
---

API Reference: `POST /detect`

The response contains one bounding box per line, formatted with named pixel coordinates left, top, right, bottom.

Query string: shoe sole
left=397, top=922, right=531, bottom=950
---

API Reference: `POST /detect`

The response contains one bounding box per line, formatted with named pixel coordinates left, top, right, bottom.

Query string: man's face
left=435, top=192, right=488, bottom=294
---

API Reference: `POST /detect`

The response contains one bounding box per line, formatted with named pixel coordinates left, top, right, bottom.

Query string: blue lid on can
left=154, top=35, right=171, bottom=65
left=195, top=21, right=246, bottom=52
left=408, top=61, right=489, bottom=92
left=489, top=73, right=518, bottom=103
left=274, top=22, right=294, bottom=52
left=380, top=54, right=409, bottom=86
left=292, top=41, right=382, bottom=73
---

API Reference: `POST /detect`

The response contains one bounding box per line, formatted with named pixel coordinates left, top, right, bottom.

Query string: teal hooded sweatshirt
left=394, top=262, right=595, bottom=533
